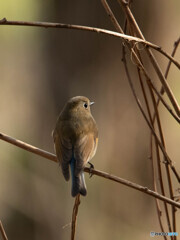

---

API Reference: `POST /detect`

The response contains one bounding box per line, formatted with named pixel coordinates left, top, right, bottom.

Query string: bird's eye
left=84, top=103, right=88, bottom=109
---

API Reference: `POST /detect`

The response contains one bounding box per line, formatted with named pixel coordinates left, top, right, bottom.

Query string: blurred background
left=0, top=0, right=179, bottom=239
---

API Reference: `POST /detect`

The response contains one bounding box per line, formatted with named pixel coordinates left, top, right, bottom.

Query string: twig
left=123, top=12, right=168, bottom=234
left=0, top=221, right=8, bottom=240
left=101, top=0, right=123, bottom=33
left=153, top=37, right=180, bottom=123
left=83, top=168, right=180, bottom=208
left=101, top=0, right=180, bottom=182
left=148, top=78, right=173, bottom=234
left=121, top=46, right=179, bottom=208
left=122, top=41, right=174, bottom=234
left=118, top=0, right=180, bottom=117
left=0, top=18, right=179, bottom=69
left=1, top=16, right=179, bottom=122
left=0, top=132, right=57, bottom=162
left=162, top=37, right=180, bottom=93
left=135, top=37, right=167, bottom=237
left=150, top=139, right=167, bottom=239
left=71, top=194, right=81, bottom=240
left=137, top=69, right=172, bottom=235
left=0, top=132, right=180, bottom=208
left=152, top=37, right=180, bottom=239
left=150, top=82, right=180, bottom=124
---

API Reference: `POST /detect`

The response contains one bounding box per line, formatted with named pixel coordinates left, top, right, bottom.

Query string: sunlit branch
left=0, top=132, right=180, bottom=208
left=0, top=18, right=179, bottom=69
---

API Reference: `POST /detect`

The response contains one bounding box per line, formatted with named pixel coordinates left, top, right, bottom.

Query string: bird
left=52, top=96, right=98, bottom=197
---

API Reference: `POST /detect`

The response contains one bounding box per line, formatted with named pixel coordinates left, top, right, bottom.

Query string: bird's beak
left=90, top=101, right=95, bottom=106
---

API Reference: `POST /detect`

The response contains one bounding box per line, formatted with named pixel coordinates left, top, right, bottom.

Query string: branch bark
left=0, top=18, right=179, bottom=69
left=0, top=221, right=8, bottom=240
left=71, top=195, right=81, bottom=240
left=101, top=0, right=180, bottom=183
left=118, top=0, right=180, bottom=117
left=0, top=132, right=180, bottom=208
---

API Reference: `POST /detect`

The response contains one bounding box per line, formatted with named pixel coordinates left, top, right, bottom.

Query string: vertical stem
left=71, top=194, right=81, bottom=240
left=137, top=69, right=167, bottom=237
left=118, top=0, right=180, bottom=116
left=0, top=221, right=8, bottom=240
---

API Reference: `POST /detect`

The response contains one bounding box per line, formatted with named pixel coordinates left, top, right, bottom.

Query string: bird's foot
left=88, top=162, right=94, bottom=178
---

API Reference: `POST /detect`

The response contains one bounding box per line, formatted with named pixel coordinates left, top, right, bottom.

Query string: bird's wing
left=74, top=133, right=98, bottom=176
left=53, top=129, right=72, bottom=181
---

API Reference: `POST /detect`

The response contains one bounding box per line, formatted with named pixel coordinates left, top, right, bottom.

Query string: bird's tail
left=70, top=158, right=87, bottom=197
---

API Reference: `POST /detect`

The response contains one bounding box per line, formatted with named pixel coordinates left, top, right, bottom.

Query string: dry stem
left=0, top=132, right=180, bottom=208
left=0, top=18, right=179, bottom=69
left=71, top=195, right=81, bottom=240
left=118, top=0, right=180, bottom=117
left=0, top=221, right=8, bottom=240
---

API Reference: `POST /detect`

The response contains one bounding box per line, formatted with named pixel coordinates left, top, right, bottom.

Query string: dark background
left=0, top=1, right=179, bottom=239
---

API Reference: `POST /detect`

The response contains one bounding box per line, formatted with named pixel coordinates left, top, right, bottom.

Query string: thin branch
left=71, top=194, right=81, bottom=240
left=1, top=15, right=179, bottom=122
left=123, top=11, right=168, bottom=234
left=0, top=221, right=8, bottom=240
left=153, top=37, right=180, bottom=123
left=121, top=45, right=179, bottom=208
left=152, top=37, right=180, bottom=238
left=161, top=38, right=180, bottom=238
left=162, top=37, right=180, bottom=93
left=135, top=40, right=167, bottom=237
left=0, top=132, right=57, bottom=162
left=137, top=69, right=171, bottom=235
left=150, top=139, right=167, bottom=239
left=0, top=18, right=179, bottom=69
left=118, top=0, right=180, bottom=117
left=147, top=77, right=173, bottom=233
left=101, top=0, right=180, bottom=182
left=122, top=42, right=174, bottom=233
left=150, top=82, right=180, bottom=124
left=101, top=0, right=123, bottom=33
left=0, top=132, right=180, bottom=208
left=83, top=168, right=180, bottom=208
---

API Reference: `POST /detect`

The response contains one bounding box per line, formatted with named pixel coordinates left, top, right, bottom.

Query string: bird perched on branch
left=53, top=96, right=98, bottom=197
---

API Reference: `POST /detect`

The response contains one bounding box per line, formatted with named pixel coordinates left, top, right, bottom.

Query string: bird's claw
left=88, top=162, right=94, bottom=178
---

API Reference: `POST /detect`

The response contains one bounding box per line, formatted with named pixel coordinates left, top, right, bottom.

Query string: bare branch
left=101, top=4, right=171, bottom=234
left=152, top=37, right=180, bottom=237
left=0, top=221, right=8, bottom=240
left=101, top=0, right=180, bottom=182
left=0, top=18, right=179, bottom=69
left=163, top=37, right=180, bottom=92
left=150, top=82, right=180, bottom=124
left=118, top=0, right=180, bottom=117
left=0, top=132, right=56, bottom=162
left=137, top=68, right=171, bottom=235
left=121, top=45, right=179, bottom=208
left=150, top=139, right=167, bottom=239
left=71, top=195, right=81, bottom=240
left=153, top=37, right=180, bottom=123
left=0, top=132, right=180, bottom=208
left=84, top=168, right=180, bottom=209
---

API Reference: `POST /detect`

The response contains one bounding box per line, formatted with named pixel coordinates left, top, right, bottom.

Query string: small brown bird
left=53, top=96, right=98, bottom=197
